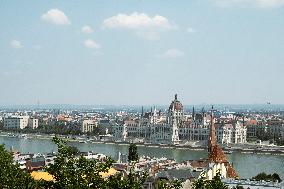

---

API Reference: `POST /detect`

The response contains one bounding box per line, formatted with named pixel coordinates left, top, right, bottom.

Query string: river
left=1, top=135, right=283, bottom=179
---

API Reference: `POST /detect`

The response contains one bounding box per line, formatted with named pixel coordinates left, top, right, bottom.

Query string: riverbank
left=1, top=131, right=284, bottom=156
left=1, top=134, right=284, bottom=179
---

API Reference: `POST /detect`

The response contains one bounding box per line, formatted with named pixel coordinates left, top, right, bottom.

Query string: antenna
left=37, top=100, right=40, bottom=110
left=192, top=106, right=195, bottom=120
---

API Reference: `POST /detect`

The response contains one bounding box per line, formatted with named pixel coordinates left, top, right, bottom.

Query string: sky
left=0, top=0, right=284, bottom=106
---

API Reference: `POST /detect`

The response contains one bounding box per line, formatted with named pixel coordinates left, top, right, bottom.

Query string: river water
left=1, top=136, right=284, bottom=179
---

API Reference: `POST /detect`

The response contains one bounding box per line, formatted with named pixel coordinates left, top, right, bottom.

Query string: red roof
left=208, top=145, right=228, bottom=164
left=227, top=164, right=239, bottom=179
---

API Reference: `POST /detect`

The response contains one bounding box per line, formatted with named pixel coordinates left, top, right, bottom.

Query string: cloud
left=83, top=39, right=101, bottom=49
left=10, top=40, right=23, bottom=49
left=42, top=9, right=71, bottom=25
left=103, top=12, right=176, bottom=30
left=102, top=12, right=177, bottom=40
left=82, top=25, right=93, bottom=34
left=215, top=0, right=284, bottom=8
left=159, top=49, right=185, bottom=59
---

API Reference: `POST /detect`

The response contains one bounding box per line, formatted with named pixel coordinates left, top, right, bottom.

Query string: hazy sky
left=0, top=0, right=284, bottom=105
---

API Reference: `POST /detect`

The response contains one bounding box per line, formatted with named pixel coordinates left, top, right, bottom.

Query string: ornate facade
left=113, top=95, right=247, bottom=145
left=113, top=94, right=184, bottom=144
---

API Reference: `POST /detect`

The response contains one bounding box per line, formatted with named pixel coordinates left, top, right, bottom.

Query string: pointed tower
left=208, top=106, right=217, bottom=153
left=168, top=94, right=183, bottom=125
left=207, top=106, right=239, bottom=179
left=168, top=94, right=183, bottom=144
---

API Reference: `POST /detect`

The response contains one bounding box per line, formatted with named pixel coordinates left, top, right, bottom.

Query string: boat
left=224, top=150, right=233, bottom=154
left=17, top=134, right=28, bottom=139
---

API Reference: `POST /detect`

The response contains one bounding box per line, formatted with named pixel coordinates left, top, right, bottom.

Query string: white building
left=81, top=120, right=97, bottom=133
left=4, top=116, right=30, bottom=129
left=28, top=118, right=39, bottom=129
left=113, top=95, right=185, bottom=144
left=179, top=118, right=247, bottom=145
left=113, top=95, right=247, bottom=145
left=216, top=121, right=247, bottom=144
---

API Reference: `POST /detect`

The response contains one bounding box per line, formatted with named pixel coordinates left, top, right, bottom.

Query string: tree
left=0, top=121, right=4, bottom=130
left=157, top=179, right=182, bottom=189
left=272, top=173, right=282, bottom=182
left=69, top=145, right=80, bottom=155
left=252, top=172, right=282, bottom=183
left=0, top=137, right=182, bottom=188
left=91, top=126, right=100, bottom=135
left=0, top=144, right=36, bottom=189
left=128, top=143, right=139, bottom=162
left=42, top=136, right=114, bottom=188
left=192, top=172, right=228, bottom=189
left=105, top=166, right=148, bottom=189
left=41, top=137, right=149, bottom=188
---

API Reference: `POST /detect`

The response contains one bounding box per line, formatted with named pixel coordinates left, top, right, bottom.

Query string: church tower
left=168, top=94, right=183, bottom=125
left=207, top=106, right=239, bottom=179
left=208, top=106, right=217, bottom=153
left=168, top=94, right=183, bottom=144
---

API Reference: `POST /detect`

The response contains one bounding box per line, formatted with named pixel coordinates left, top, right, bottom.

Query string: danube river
left=1, top=135, right=284, bottom=179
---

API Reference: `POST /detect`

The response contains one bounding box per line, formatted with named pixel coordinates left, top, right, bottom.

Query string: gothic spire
left=208, top=105, right=217, bottom=153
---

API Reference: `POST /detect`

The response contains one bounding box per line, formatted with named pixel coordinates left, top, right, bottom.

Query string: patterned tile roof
left=208, top=145, right=228, bottom=164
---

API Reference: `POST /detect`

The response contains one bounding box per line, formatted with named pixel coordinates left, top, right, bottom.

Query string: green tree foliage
left=41, top=137, right=149, bottom=188
left=69, top=145, right=80, bottom=155
left=0, top=144, right=36, bottom=189
left=252, top=172, right=282, bottom=183
left=105, top=166, right=148, bottom=189
left=157, top=179, right=182, bottom=189
left=43, top=136, right=114, bottom=188
left=256, top=130, right=280, bottom=142
left=192, top=173, right=228, bottom=189
left=33, top=123, right=82, bottom=135
left=128, top=143, right=139, bottom=162
left=0, top=120, right=4, bottom=130
left=0, top=137, right=182, bottom=188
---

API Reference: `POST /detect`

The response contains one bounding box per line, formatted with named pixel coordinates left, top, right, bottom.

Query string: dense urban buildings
left=1, top=94, right=284, bottom=146
left=114, top=95, right=248, bottom=145
left=4, top=116, right=38, bottom=130
left=1, top=95, right=284, bottom=189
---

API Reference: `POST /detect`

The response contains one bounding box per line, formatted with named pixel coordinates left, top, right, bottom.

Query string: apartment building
left=81, top=119, right=97, bottom=133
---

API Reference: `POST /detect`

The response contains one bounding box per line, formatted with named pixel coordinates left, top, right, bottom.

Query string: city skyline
left=1, top=0, right=284, bottom=105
